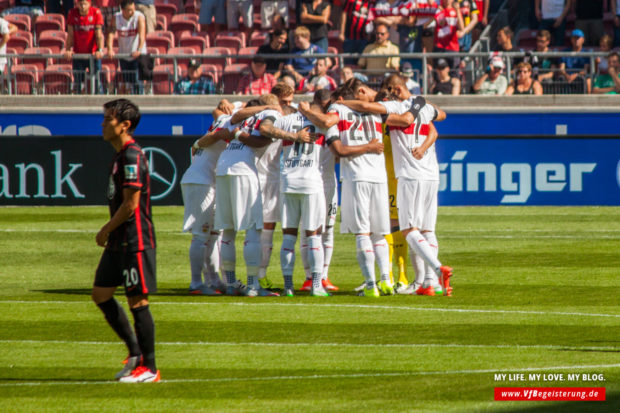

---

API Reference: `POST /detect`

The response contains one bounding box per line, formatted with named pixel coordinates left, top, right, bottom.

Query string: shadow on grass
left=34, top=288, right=364, bottom=298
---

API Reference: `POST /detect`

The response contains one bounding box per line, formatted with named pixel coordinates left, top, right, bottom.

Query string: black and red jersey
left=343, top=0, right=373, bottom=41
left=106, top=139, right=156, bottom=252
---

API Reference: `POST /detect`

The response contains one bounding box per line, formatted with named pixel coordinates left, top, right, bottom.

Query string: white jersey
left=320, top=144, right=337, bottom=189
left=326, top=103, right=386, bottom=183
left=181, top=114, right=232, bottom=186
left=115, top=10, right=147, bottom=56
left=379, top=97, right=438, bottom=181
left=250, top=109, right=281, bottom=182
left=276, top=112, right=325, bottom=194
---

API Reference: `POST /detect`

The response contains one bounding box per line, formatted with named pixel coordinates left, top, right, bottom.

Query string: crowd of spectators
left=2, top=1, right=620, bottom=95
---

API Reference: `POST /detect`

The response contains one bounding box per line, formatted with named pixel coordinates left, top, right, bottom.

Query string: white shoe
left=401, top=282, right=422, bottom=295
left=114, top=355, right=141, bottom=380
left=354, top=282, right=367, bottom=292
left=225, top=280, right=250, bottom=296
left=247, top=287, right=280, bottom=297
left=118, top=366, right=160, bottom=383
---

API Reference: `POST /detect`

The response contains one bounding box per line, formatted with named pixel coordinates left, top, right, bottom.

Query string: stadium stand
left=4, top=13, right=31, bottom=32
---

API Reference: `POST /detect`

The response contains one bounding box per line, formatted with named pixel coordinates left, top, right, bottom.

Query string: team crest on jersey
left=88, top=16, right=93, bottom=23
left=124, top=164, right=138, bottom=180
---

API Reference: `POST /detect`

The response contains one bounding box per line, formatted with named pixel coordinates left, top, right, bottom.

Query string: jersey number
left=347, top=113, right=376, bottom=142
left=291, top=124, right=315, bottom=156
left=123, top=268, right=140, bottom=288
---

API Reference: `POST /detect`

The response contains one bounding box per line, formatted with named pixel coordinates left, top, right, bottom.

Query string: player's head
left=313, top=89, right=332, bottom=112
left=245, top=99, right=263, bottom=107
left=374, top=89, right=398, bottom=102
left=381, top=74, right=410, bottom=100
left=258, top=93, right=279, bottom=106
left=103, top=98, right=141, bottom=135
left=282, top=105, right=296, bottom=115
left=271, top=83, right=294, bottom=107
left=345, top=77, right=376, bottom=102
left=332, top=83, right=356, bottom=101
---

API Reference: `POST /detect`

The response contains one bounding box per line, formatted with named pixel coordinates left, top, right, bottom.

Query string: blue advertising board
left=436, top=137, right=620, bottom=205
left=2, top=112, right=620, bottom=137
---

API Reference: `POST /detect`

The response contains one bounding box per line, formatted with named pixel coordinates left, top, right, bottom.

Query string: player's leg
left=321, top=184, right=338, bottom=291
left=181, top=183, right=209, bottom=293
left=299, top=235, right=312, bottom=291
left=119, top=249, right=160, bottom=383
left=371, top=182, right=393, bottom=295
left=280, top=193, right=301, bottom=296
left=258, top=224, right=275, bottom=288
left=205, top=231, right=225, bottom=292
left=214, top=175, right=242, bottom=295
left=93, top=250, right=142, bottom=380
left=421, top=180, right=450, bottom=294
left=303, top=191, right=328, bottom=296
left=258, top=179, right=280, bottom=289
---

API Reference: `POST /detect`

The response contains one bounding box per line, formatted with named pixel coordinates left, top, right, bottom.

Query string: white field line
left=1, top=300, right=618, bottom=319
left=1, top=363, right=619, bottom=387
left=0, top=339, right=617, bottom=353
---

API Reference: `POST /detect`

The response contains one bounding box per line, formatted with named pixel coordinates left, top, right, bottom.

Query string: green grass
left=0, top=206, right=618, bottom=412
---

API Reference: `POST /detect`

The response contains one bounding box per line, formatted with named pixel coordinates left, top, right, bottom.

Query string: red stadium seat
left=152, top=63, right=187, bottom=94
left=10, top=64, right=39, bottom=94
left=222, top=63, right=249, bottom=94
left=34, top=14, right=66, bottom=41
left=237, top=46, right=257, bottom=65
left=179, top=34, right=208, bottom=54
left=184, top=0, right=198, bottom=14
left=215, top=35, right=243, bottom=53
left=7, top=30, right=33, bottom=53
left=328, top=30, right=343, bottom=52
left=169, top=13, right=199, bottom=35
left=4, top=14, right=31, bottom=32
left=200, top=63, right=220, bottom=83
left=249, top=31, right=268, bottom=47
left=156, top=14, right=168, bottom=31
left=37, top=30, right=68, bottom=53
left=166, top=46, right=196, bottom=71
left=146, top=31, right=174, bottom=54
left=201, top=46, right=233, bottom=73
left=215, top=30, right=246, bottom=47
left=21, top=47, right=53, bottom=72
left=155, top=3, right=177, bottom=28
left=42, top=69, right=73, bottom=94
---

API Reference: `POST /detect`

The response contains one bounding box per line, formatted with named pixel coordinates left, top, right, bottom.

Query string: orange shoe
left=300, top=278, right=312, bottom=291
left=415, top=285, right=436, bottom=296
left=322, top=278, right=339, bottom=291
left=440, top=266, right=453, bottom=296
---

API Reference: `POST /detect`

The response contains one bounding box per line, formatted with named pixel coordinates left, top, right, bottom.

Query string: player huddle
left=181, top=75, right=453, bottom=298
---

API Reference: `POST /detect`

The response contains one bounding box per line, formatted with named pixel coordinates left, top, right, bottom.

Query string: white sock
left=409, top=249, right=426, bottom=286
left=355, top=234, right=376, bottom=288
left=258, top=228, right=274, bottom=279
left=371, top=233, right=390, bottom=282
left=406, top=230, right=442, bottom=276
left=308, top=234, right=324, bottom=289
left=220, top=229, right=236, bottom=284
left=322, top=226, right=334, bottom=280
left=300, top=235, right=311, bottom=280
left=189, top=236, right=206, bottom=288
left=244, top=227, right=261, bottom=289
left=204, top=232, right=220, bottom=285
left=280, top=234, right=297, bottom=277
left=423, top=232, right=440, bottom=286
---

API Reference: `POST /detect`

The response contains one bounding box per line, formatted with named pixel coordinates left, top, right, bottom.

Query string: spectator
left=595, top=34, right=613, bottom=74
left=430, top=58, right=460, bottom=95
left=340, top=0, right=372, bottom=64
left=257, top=29, right=289, bottom=77
left=495, top=25, right=515, bottom=52
left=237, top=56, right=278, bottom=95
left=66, top=0, right=105, bottom=94
left=175, top=59, right=216, bottom=94
left=400, top=61, right=422, bottom=95
left=107, top=0, right=146, bottom=94
left=300, top=0, right=331, bottom=53
left=0, top=17, right=17, bottom=77
left=505, top=61, right=543, bottom=95
left=298, top=57, right=337, bottom=94
left=278, top=72, right=297, bottom=90
left=0, top=0, right=44, bottom=19
left=134, top=0, right=156, bottom=34
left=473, top=56, right=508, bottom=94
left=534, top=0, right=570, bottom=47
left=261, top=1, right=290, bottom=29
left=285, top=25, right=326, bottom=82
left=358, top=22, right=400, bottom=76
left=340, top=65, right=368, bottom=84
left=456, top=0, right=479, bottom=52
left=227, top=0, right=254, bottom=39
left=199, top=0, right=227, bottom=35
left=573, top=0, right=605, bottom=47
left=472, top=0, right=489, bottom=42
left=613, top=0, right=620, bottom=48
left=593, top=52, right=620, bottom=94
left=428, top=0, right=464, bottom=68
left=558, top=29, right=591, bottom=93
left=531, top=29, right=556, bottom=84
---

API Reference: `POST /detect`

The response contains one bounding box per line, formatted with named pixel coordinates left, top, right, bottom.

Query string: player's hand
left=298, top=101, right=310, bottom=112
left=217, top=99, right=234, bottom=114
left=296, top=127, right=311, bottom=143
left=412, top=147, right=425, bottom=159
left=96, top=228, right=109, bottom=247
left=367, top=138, right=384, bottom=154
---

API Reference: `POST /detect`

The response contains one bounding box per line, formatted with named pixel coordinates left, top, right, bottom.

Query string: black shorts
left=94, top=249, right=157, bottom=297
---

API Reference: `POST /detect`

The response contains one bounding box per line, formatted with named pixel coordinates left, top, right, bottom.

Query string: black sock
left=97, top=298, right=141, bottom=357
left=131, top=305, right=156, bottom=372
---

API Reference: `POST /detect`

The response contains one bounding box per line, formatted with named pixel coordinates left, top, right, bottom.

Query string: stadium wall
left=1, top=96, right=619, bottom=206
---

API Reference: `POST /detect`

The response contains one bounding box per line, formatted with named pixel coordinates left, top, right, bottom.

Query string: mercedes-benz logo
left=143, top=147, right=177, bottom=200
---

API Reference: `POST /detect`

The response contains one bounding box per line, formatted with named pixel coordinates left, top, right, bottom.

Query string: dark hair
left=245, top=99, right=263, bottom=107
left=103, top=99, right=141, bottom=134
left=120, top=0, right=135, bottom=9
left=270, top=28, right=286, bottom=39
left=313, top=89, right=332, bottom=105
left=374, top=90, right=397, bottom=102
left=333, top=84, right=356, bottom=100
left=608, top=51, right=620, bottom=60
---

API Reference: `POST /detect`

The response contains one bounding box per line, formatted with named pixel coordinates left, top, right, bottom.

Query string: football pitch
left=0, top=206, right=618, bottom=412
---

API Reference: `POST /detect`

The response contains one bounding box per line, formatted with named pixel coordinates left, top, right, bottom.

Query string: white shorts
left=181, top=183, right=216, bottom=238
left=214, top=174, right=263, bottom=231
left=261, top=178, right=281, bottom=223
left=340, top=180, right=390, bottom=235
left=226, top=0, right=253, bottom=29
left=324, top=184, right=338, bottom=228
left=260, top=0, right=289, bottom=29
left=397, top=178, right=438, bottom=232
left=282, top=191, right=326, bottom=232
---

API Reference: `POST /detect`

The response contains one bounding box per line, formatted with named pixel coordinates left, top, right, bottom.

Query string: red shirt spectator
left=236, top=56, right=278, bottom=95
left=68, top=1, right=105, bottom=53
left=432, top=0, right=463, bottom=52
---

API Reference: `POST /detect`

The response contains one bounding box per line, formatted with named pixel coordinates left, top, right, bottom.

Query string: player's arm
left=96, top=188, right=140, bottom=247
left=298, top=101, right=339, bottom=129
left=384, top=112, right=415, bottom=127
left=259, top=118, right=312, bottom=143
left=327, top=137, right=383, bottom=158
left=230, top=105, right=279, bottom=124
left=214, top=99, right=235, bottom=118
left=237, top=129, right=273, bottom=148
left=412, top=122, right=438, bottom=160
left=340, top=100, right=388, bottom=114
left=192, top=128, right=232, bottom=154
